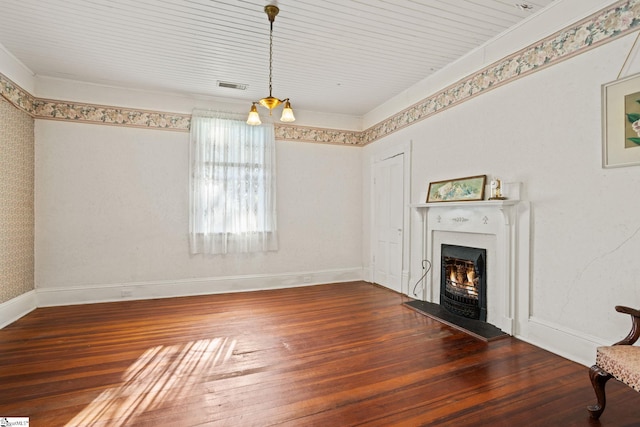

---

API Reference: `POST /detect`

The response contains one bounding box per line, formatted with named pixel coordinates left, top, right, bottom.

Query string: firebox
left=440, top=244, right=487, bottom=321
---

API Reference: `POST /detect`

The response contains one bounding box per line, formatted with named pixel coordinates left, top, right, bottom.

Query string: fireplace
left=440, top=244, right=487, bottom=321
left=411, top=182, right=528, bottom=335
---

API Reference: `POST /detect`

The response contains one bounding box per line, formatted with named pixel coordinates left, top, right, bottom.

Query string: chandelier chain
left=269, top=21, right=273, bottom=97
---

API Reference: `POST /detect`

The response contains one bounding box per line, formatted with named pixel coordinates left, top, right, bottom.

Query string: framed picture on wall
left=426, top=175, right=486, bottom=203
left=602, top=72, right=640, bottom=168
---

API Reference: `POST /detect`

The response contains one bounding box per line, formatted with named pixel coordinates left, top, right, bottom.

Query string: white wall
left=0, top=42, right=34, bottom=93
left=35, top=120, right=362, bottom=305
left=363, top=32, right=640, bottom=365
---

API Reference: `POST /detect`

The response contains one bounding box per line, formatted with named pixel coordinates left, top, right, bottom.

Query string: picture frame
left=426, top=175, right=486, bottom=203
left=602, top=72, right=640, bottom=168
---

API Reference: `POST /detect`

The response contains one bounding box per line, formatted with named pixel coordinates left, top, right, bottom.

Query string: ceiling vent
left=217, top=81, right=247, bottom=90
left=515, top=3, right=534, bottom=10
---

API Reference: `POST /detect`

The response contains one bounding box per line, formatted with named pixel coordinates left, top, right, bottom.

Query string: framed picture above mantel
left=602, top=72, right=640, bottom=168
left=426, top=175, right=486, bottom=203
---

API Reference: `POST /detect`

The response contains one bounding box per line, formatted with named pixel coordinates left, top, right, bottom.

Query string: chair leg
left=588, top=365, right=612, bottom=419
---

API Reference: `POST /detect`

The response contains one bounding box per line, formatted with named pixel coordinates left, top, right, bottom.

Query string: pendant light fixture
left=247, top=4, right=295, bottom=126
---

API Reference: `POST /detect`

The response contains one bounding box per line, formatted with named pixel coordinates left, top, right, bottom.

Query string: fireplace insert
left=440, top=244, right=487, bottom=321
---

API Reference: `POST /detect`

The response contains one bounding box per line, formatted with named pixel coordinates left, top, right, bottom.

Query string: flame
left=466, top=267, right=478, bottom=297
left=446, top=263, right=479, bottom=298
left=466, top=267, right=475, bottom=283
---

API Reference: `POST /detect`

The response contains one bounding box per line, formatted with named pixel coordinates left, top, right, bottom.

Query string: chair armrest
left=613, top=305, right=640, bottom=346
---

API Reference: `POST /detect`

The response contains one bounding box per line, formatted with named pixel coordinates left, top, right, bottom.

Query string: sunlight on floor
left=65, top=337, right=236, bottom=426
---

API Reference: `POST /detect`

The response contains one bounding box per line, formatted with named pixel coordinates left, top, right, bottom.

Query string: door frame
left=369, top=140, right=412, bottom=295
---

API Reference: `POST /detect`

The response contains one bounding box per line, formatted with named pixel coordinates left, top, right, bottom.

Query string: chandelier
left=246, top=4, right=295, bottom=126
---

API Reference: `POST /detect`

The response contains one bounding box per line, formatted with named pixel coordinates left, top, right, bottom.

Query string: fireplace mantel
left=411, top=199, right=519, bottom=225
left=410, top=182, right=529, bottom=335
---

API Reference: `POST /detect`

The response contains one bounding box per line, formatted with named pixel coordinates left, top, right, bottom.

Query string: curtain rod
left=191, top=108, right=247, bottom=121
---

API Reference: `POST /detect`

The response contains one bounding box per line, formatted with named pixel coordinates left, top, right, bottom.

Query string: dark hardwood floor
left=0, top=281, right=637, bottom=426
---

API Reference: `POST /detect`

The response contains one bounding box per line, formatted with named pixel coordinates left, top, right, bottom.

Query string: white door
left=373, top=154, right=404, bottom=293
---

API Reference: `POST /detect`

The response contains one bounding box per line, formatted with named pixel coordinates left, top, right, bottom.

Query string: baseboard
left=0, top=290, right=37, bottom=328
left=36, top=267, right=364, bottom=307
left=401, top=270, right=410, bottom=296
left=362, top=266, right=372, bottom=283
left=517, top=316, right=607, bottom=367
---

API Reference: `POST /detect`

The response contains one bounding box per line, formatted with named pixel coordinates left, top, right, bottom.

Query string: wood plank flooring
left=0, top=281, right=637, bottom=426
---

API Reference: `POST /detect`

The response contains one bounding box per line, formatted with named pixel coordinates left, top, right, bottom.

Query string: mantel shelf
left=411, top=199, right=519, bottom=209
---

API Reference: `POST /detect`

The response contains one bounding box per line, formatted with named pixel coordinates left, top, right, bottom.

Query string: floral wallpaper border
left=32, top=98, right=192, bottom=131
left=275, top=124, right=362, bottom=146
left=0, top=0, right=637, bottom=146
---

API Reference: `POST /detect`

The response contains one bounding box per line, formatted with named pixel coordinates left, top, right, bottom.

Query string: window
left=189, top=113, right=277, bottom=254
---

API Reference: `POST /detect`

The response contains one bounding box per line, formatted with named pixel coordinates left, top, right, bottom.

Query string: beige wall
left=0, top=97, right=34, bottom=303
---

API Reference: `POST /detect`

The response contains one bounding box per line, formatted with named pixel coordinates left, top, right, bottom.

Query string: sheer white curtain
left=189, top=111, right=278, bottom=254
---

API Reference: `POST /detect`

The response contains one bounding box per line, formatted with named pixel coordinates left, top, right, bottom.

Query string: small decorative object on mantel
left=488, top=178, right=507, bottom=200
left=426, top=175, right=486, bottom=203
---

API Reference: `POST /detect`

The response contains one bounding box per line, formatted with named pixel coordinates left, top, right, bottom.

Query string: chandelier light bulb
left=280, top=99, right=295, bottom=122
left=246, top=103, right=262, bottom=125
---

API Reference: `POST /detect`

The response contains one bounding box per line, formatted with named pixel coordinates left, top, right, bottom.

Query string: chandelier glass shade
left=247, top=5, right=295, bottom=126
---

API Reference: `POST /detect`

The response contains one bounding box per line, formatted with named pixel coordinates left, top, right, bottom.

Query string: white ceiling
left=0, top=0, right=556, bottom=117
